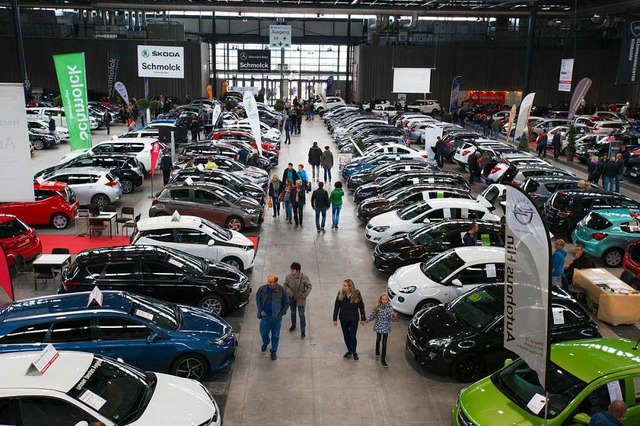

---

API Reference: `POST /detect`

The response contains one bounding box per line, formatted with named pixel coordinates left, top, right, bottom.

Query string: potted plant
left=517, top=131, right=530, bottom=153
left=566, top=124, right=577, bottom=162
left=274, top=99, right=285, bottom=113
left=149, top=100, right=161, bottom=118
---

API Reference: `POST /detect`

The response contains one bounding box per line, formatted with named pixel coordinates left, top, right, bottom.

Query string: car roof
left=424, top=198, right=487, bottom=209
left=0, top=350, right=94, bottom=392
left=552, top=338, right=640, bottom=383
left=557, top=188, right=624, bottom=197
left=103, top=137, right=158, bottom=144
left=75, top=245, right=171, bottom=263
left=0, top=214, right=17, bottom=225
left=589, top=209, right=640, bottom=223
left=34, top=181, right=67, bottom=191
left=418, top=219, right=502, bottom=233
left=524, top=176, right=581, bottom=184
left=452, top=246, right=505, bottom=263
left=49, top=167, right=112, bottom=175
left=136, top=215, right=204, bottom=231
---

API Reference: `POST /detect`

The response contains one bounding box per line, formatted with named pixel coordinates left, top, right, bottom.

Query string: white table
left=32, top=254, right=71, bottom=290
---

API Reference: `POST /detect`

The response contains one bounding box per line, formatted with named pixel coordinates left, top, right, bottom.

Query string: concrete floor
left=6, top=118, right=640, bottom=425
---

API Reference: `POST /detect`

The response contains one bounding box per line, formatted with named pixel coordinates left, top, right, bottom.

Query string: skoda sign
left=137, top=45, right=184, bottom=79
left=238, top=50, right=271, bottom=71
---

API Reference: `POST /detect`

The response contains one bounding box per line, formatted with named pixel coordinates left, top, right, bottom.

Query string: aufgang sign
left=137, top=45, right=184, bottom=79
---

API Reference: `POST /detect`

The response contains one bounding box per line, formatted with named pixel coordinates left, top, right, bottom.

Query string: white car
left=365, top=198, right=500, bottom=243
left=318, top=96, right=346, bottom=113
left=592, top=120, right=628, bottom=135
left=26, top=107, right=100, bottom=130
left=60, top=138, right=160, bottom=174
left=406, top=99, right=441, bottom=114
left=42, top=167, right=123, bottom=208
left=547, top=125, right=593, bottom=151
left=373, top=105, right=398, bottom=117
left=361, top=143, right=424, bottom=158
left=132, top=215, right=256, bottom=271
left=387, top=246, right=506, bottom=315
left=452, top=140, right=506, bottom=167
left=0, top=350, right=220, bottom=426
left=27, top=119, right=70, bottom=142
left=484, top=157, right=552, bottom=184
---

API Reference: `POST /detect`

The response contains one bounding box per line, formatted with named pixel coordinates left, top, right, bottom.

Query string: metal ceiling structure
left=2, top=0, right=639, bottom=18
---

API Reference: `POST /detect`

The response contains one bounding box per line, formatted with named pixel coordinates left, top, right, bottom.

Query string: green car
left=452, top=338, right=640, bottom=425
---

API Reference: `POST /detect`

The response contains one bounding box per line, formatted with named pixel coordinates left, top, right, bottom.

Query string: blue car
left=341, top=153, right=427, bottom=180
left=572, top=209, right=640, bottom=267
left=0, top=291, right=235, bottom=381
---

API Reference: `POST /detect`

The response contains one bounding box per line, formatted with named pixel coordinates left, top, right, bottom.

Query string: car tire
left=414, top=299, right=440, bottom=315
left=170, top=353, right=209, bottom=381
left=431, top=109, right=440, bottom=115
left=198, top=294, right=227, bottom=316
left=226, top=216, right=244, bottom=232
left=50, top=213, right=69, bottom=229
left=451, top=353, right=484, bottom=383
left=603, top=248, right=624, bottom=268
left=33, top=140, right=45, bottom=150
left=120, top=179, right=134, bottom=194
left=91, top=194, right=110, bottom=209
left=222, top=256, right=244, bottom=271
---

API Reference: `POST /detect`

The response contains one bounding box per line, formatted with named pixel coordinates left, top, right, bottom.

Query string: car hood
left=234, top=196, right=261, bottom=210
left=130, top=373, right=218, bottom=426
left=178, top=304, right=229, bottom=335
left=369, top=210, right=404, bottom=227
left=204, top=259, right=246, bottom=279
left=457, top=377, right=535, bottom=425
left=377, top=234, right=415, bottom=254
left=359, top=197, right=389, bottom=212
left=244, top=166, right=268, bottom=177
left=412, top=305, right=470, bottom=339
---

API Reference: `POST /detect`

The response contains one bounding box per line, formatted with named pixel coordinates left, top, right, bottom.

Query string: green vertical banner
left=53, top=52, right=92, bottom=151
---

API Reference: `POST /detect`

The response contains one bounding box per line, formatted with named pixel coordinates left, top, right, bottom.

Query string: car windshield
left=386, top=187, right=413, bottom=202
left=201, top=217, right=232, bottom=240
left=399, top=202, right=431, bottom=220
left=211, top=185, right=241, bottom=203
left=68, top=356, right=155, bottom=424
left=410, top=223, right=447, bottom=245
left=491, top=359, right=587, bottom=419
left=419, top=251, right=465, bottom=282
left=449, top=286, right=503, bottom=329
left=128, top=293, right=180, bottom=330
left=161, top=247, right=206, bottom=275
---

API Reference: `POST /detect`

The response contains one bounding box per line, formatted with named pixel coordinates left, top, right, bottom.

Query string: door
left=194, top=188, right=230, bottom=226
left=139, top=261, right=189, bottom=304
left=446, top=262, right=505, bottom=302
left=166, top=188, right=197, bottom=216
left=66, top=173, right=98, bottom=205
left=174, top=228, right=217, bottom=260
left=96, top=262, right=141, bottom=292
left=18, top=397, right=91, bottom=426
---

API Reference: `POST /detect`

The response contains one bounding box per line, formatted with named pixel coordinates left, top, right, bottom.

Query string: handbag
left=278, top=193, right=285, bottom=202
left=267, top=198, right=273, bottom=208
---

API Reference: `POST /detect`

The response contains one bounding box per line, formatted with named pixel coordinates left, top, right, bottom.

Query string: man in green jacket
left=284, top=262, right=313, bottom=338
left=330, top=181, right=344, bottom=230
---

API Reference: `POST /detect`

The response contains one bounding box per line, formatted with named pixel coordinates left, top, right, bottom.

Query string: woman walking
left=282, top=179, right=293, bottom=224
left=332, top=279, right=366, bottom=361
left=297, top=164, right=311, bottom=192
left=330, top=181, right=344, bottom=230
left=268, top=175, right=284, bottom=218
left=366, top=293, right=398, bottom=368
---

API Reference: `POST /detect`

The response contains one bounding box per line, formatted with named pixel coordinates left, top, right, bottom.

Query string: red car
left=0, top=214, right=42, bottom=267
left=212, top=130, right=279, bottom=155
left=0, top=181, right=79, bottom=230
left=621, top=239, right=640, bottom=289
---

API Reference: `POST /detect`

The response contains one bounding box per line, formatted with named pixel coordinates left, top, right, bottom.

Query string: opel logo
left=513, top=201, right=535, bottom=225
left=240, top=52, right=248, bottom=61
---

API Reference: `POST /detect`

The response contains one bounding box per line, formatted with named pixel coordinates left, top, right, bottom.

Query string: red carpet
left=39, top=235, right=130, bottom=254
left=247, top=236, right=260, bottom=252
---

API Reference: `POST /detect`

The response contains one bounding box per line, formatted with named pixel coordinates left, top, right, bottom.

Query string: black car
left=220, top=139, right=279, bottom=167
left=29, top=131, right=57, bottom=150
left=170, top=168, right=266, bottom=204
left=628, top=164, right=640, bottom=182
left=60, top=245, right=251, bottom=316
left=179, top=142, right=272, bottom=171
left=357, top=185, right=472, bottom=222
left=353, top=171, right=469, bottom=204
left=521, top=176, right=599, bottom=208
left=347, top=160, right=435, bottom=191
left=544, top=189, right=640, bottom=230
left=406, top=284, right=600, bottom=382
left=373, top=220, right=503, bottom=273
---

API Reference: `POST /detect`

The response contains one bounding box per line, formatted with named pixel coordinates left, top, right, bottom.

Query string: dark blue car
left=341, top=153, right=427, bottom=180
left=0, top=291, right=235, bottom=381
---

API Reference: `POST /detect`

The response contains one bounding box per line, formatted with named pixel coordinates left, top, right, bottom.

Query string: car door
left=174, top=227, right=217, bottom=260
left=46, top=318, right=97, bottom=354
left=65, top=173, right=96, bottom=205
left=194, top=188, right=230, bottom=225
left=446, top=262, right=505, bottom=302
left=95, top=316, right=176, bottom=373
left=166, top=188, right=197, bottom=216
left=96, top=262, right=141, bottom=292
left=139, top=260, right=189, bottom=304
left=0, top=321, right=53, bottom=353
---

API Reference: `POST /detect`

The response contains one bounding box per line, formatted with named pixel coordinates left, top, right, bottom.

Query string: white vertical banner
left=558, top=58, right=574, bottom=92
left=0, top=83, right=34, bottom=202
left=504, top=185, right=551, bottom=389
left=114, top=81, right=130, bottom=105
left=243, top=91, right=262, bottom=155
left=514, top=93, right=536, bottom=143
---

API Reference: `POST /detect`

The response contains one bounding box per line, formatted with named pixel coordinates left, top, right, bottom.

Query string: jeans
left=340, top=319, right=359, bottom=354
left=376, top=332, right=389, bottom=360
left=311, top=165, right=320, bottom=180
left=271, top=197, right=281, bottom=216
left=284, top=200, right=292, bottom=220
left=285, top=132, right=291, bottom=144
left=553, top=146, right=561, bottom=159
left=259, top=315, right=282, bottom=353
left=332, top=205, right=342, bottom=226
left=315, top=208, right=327, bottom=230
left=293, top=204, right=304, bottom=226
left=434, top=153, right=443, bottom=168
left=604, top=176, right=614, bottom=192
left=290, top=304, right=306, bottom=332
left=614, top=175, right=621, bottom=193
left=323, top=167, right=332, bottom=182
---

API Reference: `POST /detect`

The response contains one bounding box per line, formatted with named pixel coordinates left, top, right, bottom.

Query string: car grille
left=457, top=409, right=476, bottom=426
left=387, top=288, right=396, bottom=299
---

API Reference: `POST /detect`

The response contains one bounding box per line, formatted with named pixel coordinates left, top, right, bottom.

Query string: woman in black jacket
left=332, top=279, right=366, bottom=360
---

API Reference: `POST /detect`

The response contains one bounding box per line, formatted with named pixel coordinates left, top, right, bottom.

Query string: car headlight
left=245, top=209, right=260, bottom=215
left=372, top=226, right=389, bottom=232
left=380, top=252, right=400, bottom=259
left=242, top=245, right=253, bottom=251
left=399, top=286, right=416, bottom=294
left=209, top=329, right=234, bottom=346
left=428, top=338, right=452, bottom=347
left=228, top=278, right=249, bottom=291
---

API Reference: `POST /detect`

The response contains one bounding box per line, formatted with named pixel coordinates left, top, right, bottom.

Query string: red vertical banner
left=0, top=246, right=14, bottom=301
left=150, top=141, right=162, bottom=180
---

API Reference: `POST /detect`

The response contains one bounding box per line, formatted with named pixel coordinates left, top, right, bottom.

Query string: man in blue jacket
left=551, top=239, right=567, bottom=288
left=590, top=400, right=626, bottom=426
left=256, top=274, right=290, bottom=360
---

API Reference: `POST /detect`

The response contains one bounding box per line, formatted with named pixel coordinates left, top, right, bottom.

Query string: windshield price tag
left=607, top=381, right=623, bottom=402
left=135, top=309, right=154, bottom=321
left=87, top=286, right=104, bottom=307
left=196, top=164, right=205, bottom=171
left=526, top=393, right=547, bottom=415
left=32, top=344, right=59, bottom=374
left=79, top=389, right=107, bottom=411
left=486, top=264, right=496, bottom=278
left=461, top=208, right=469, bottom=219
left=443, top=208, right=452, bottom=219
left=552, top=307, right=565, bottom=325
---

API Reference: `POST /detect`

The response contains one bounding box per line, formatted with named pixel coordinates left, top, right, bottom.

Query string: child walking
left=366, top=293, right=398, bottom=368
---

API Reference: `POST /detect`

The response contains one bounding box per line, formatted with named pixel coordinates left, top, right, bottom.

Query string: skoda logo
left=141, top=49, right=150, bottom=58
left=513, top=201, right=535, bottom=225
left=240, top=52, right=248, bottom=61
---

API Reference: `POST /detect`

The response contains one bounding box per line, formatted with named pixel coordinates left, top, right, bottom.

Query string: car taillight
left=462, top=150, right=471, bottom=156
left=590, top=232, right=608, bottom=240
left=105, top=180, right=118, bottom=187
left=62, top=280, right=80, bottom=291
left=558, top=211, right=571, bottom=218
left=151, top=199, right=157, bottom=206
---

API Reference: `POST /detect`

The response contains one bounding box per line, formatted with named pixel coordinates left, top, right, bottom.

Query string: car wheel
left=33, top=140, right=45, bottom=150
left=431, top=109, right=440, bottom=115
left=222, top=256, right=244, bottom=270
left=171, top=353, right=209, bottom=381
left=451, top=353, right=484, bottom=382
left=226, top=216, right=244, bottom=232
left=91, top=194, right=110, bottom=209
left=414, top=299, right=440, bottom=315
left=199, top=294, right=227, bottom=316
left=603, top=248, right=624, bottom=268
left=50, top=213, right=69, bottom=229
left=120, top=179, right=134, bottom=194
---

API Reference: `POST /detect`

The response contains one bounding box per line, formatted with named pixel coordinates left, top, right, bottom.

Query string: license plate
left=631, top=173, right=637, bottom=177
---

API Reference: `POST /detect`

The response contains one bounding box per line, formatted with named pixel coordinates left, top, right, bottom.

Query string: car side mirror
left=504, top=358, right=513, bottom=367
left=573, top=413, right=591, bottom=425
left=147, top=332, right=160, bottom=343
left=208, top=239, right=215, bottom=246
left=451, top=279, right=462, bottom=287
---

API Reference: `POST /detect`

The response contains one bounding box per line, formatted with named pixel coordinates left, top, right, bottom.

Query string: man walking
left=433, top=136, right=444, bottom=168
left=536, top=129, right=548, bottom=158
left=284, top=262, right=313, bottom=338
left=603, top=157, right=619, bottom=192
left=104, top=110, right=112, bottom=135
left=311, top=182, right=330, bottom=233
left=308, top=141, right=323, bottom=181
left=48, top=115, right=56, bottom=137
left=468, top=151, right=481, bottom=185
left=551, top=130, right=562, bottom=160
left=321, top=146, right=334, bottom=183
left=290, top=180, right=306, bottom=228
left=256, top=274, right=289, bottom=360
left=160, top=149, right=173, bottom=186
left=284, top=116, right=291, bottom=145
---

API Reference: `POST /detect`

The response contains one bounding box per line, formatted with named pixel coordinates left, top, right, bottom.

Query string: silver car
left=42, top=167, right=123, bottom=208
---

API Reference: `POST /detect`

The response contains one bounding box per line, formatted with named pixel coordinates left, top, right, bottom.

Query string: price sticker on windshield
left=526, top=393, right=547, bottom=415
left=135, top=309, right=154, bottom=321
left=552, top=308, right=565, bottom=325
left=79, top=389, right=107, bottom=411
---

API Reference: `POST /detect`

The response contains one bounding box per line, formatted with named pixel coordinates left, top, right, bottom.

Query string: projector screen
left=392, top=68, right=432, bottom=94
